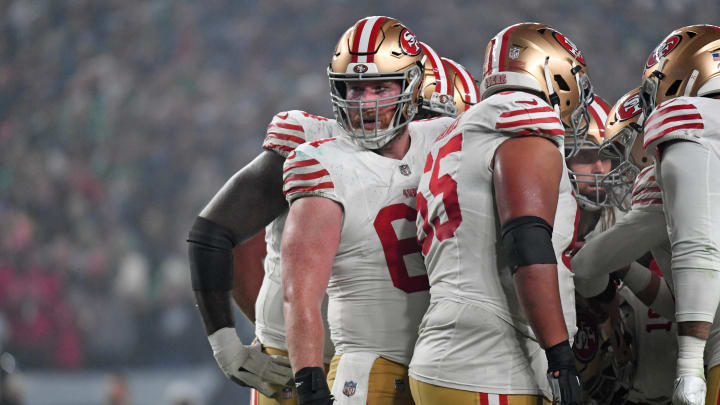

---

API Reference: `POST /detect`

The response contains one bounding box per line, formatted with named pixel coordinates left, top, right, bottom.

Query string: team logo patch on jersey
left=399, top=28, right=421, bottom=56
left=342, top=380, right=357, bottom=397
left=646, top=34, right=681, bottom=68
left=551, top=31, right=586, bottom=65
left=399, top=164, right=411, bottom=176
left=617, top=94, right=642, bottom=121
left=509, top=47, right=521, bottom=60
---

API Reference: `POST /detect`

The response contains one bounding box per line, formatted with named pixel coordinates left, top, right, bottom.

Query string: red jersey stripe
left=263, top=143, right=294, bottom=153
left=478, top=393, right=489, bottom=405
left=644, top=123, right=704, bottom=147
left=515, top=128, right=566, bottom=136
left=644, top=113, right=702, bottom=133
left=499, top=106, right=555, bottom=117
left=645, top=104, right=698, bottom=124
left=284, top=169, right=330, bottom=183
left=633, top=197, right=663, bottom=205
left=499, top=394, right=509, bottom=405
left=268, top=122, right=305, bottom=132
left=283, top=158, right=320, bottom=173
left=496, top=116, right=562, bottom=128
left=266, top=132, right=305, bottom=145
left=633, top=186, right=661, bottom=196
left=638, top=166, right=654, bottom=176
left=284, top=182, right=334, bottom=195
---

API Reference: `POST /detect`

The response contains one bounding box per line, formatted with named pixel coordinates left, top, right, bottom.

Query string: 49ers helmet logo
left=573, top=311, right=599, bottom=363
left=646, top=34, right=682, bottom=68
left=399, top=28, right=421, bottom=56
left=552, top=31, right=586, bottom=65
left=617, top=94, right=642, bottom=121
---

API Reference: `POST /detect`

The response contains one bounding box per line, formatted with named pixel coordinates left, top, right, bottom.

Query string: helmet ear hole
left=665, top=79, right=682, bottom=96
left=554, top=74, right=571, bottom=91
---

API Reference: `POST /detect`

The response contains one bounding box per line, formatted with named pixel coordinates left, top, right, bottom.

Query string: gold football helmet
left=640, top=25, right=720, bottom=117
left=565, top=95, right=624, bottom=211
left=598, top=88, right=650, bottom=211
left=417, top=42, right=458, bottom=118
left=481, top=23, right=594, bottom=156
left=328, top=16, right=424, bottom=149
left=442, top=57, right=480, bottom=114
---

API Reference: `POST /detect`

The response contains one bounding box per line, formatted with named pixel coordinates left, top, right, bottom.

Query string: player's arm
left=493, top=135, right=581, bottom=403
left=231, top=230, right=267, bottom=323
left=571, top=209, right=668, bottom=298
left=282, top=196, right=341, bottom=403
left=188, top=150, right=292, bottom=396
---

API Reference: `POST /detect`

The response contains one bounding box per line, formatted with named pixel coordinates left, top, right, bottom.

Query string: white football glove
left=673, top=376, right=706, bottom=405
left=208, top=327, right=293, bottom=398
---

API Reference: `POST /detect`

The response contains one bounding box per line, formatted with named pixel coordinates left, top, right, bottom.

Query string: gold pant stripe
left=409, top=376, right=550, bottom=405
left=708, top=364, right=720, bottom=405
left=328, top=354, right=414, bottom=405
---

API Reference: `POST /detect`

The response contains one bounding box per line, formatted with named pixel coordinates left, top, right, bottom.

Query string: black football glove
left=546, top=340, right=582, bottom=405
left=295, top=367, right=334, bottom=405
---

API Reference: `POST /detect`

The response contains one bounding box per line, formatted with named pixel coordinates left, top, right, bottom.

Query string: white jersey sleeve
left=643, top=97, right=720, bottom=153
left=262, top=110, right=335, bottom=157
left=572, top=208, right=672, bottom=297
left=631, top=165, right=663, bottom=212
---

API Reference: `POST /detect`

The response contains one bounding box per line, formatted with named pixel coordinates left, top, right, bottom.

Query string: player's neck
left=577, top=208, right=602, bottom=240
left=375, top=128, right=411, bottom=160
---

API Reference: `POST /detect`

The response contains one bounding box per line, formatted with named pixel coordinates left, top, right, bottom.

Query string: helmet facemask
left=597, top=129, right=641, bottom=212
left=329, top=64, right=422, bottom=149
left=564, top=71, right=594, bottom=158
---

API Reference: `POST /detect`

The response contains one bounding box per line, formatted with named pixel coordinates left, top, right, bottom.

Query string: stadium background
left=0, top=0, right=717, bottom=403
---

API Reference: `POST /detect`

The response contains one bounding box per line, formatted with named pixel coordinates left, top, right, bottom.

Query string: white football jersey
left=643, top=97, right=720, bottom=158
left=283, top=116, right=455, bottom=365
left=410, top=91, right=577, bottom=394
left=619, top=286, right=676, bottom=403
left=257, top=110, right=337, bottom=360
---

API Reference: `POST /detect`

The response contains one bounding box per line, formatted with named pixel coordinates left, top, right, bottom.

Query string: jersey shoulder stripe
left=262, top=110, right=333, bottom=157
left=643, top=100, right=704, bottom=147
left=488, top=92, right=565, bottom=143
left=631, top=165, right=663, bottom=209
left=282, top=141, right=339, bottom=203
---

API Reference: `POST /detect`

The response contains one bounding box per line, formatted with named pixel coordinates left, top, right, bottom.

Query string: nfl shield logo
left=399, top=164, right=411, bottom=176
left=509, top=47, right=521, bottom=60
left=342, top=380, right=357, bottom=397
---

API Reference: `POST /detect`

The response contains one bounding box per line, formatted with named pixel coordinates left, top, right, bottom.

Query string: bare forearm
left=513, top=264, right=568, bottom=348
left=284, top=300, right=326, bottom=373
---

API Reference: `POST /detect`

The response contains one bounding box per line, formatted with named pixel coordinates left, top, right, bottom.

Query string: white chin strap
left=543, top=56, right=561, bottom=116
left=684, top=69, right=699, bottom=96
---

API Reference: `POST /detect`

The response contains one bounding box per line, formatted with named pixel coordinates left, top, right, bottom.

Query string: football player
left=565, top=93, right=677, bottom=404
left=280, top=17, right=471, bottom=405
left=572, top=88, right=674, bottom=321
left=409, top=23, right=590, bottom=405
left=637, top=25, right=720, bottom=405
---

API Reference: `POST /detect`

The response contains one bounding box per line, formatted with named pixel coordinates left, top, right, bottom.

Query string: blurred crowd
left=0, top=0, right=716, bottom=370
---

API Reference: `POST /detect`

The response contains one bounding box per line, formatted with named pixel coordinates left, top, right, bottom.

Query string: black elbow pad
left=187, top=217, right=237, bottom=291
left=500, top=216, right=557, bottom=274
